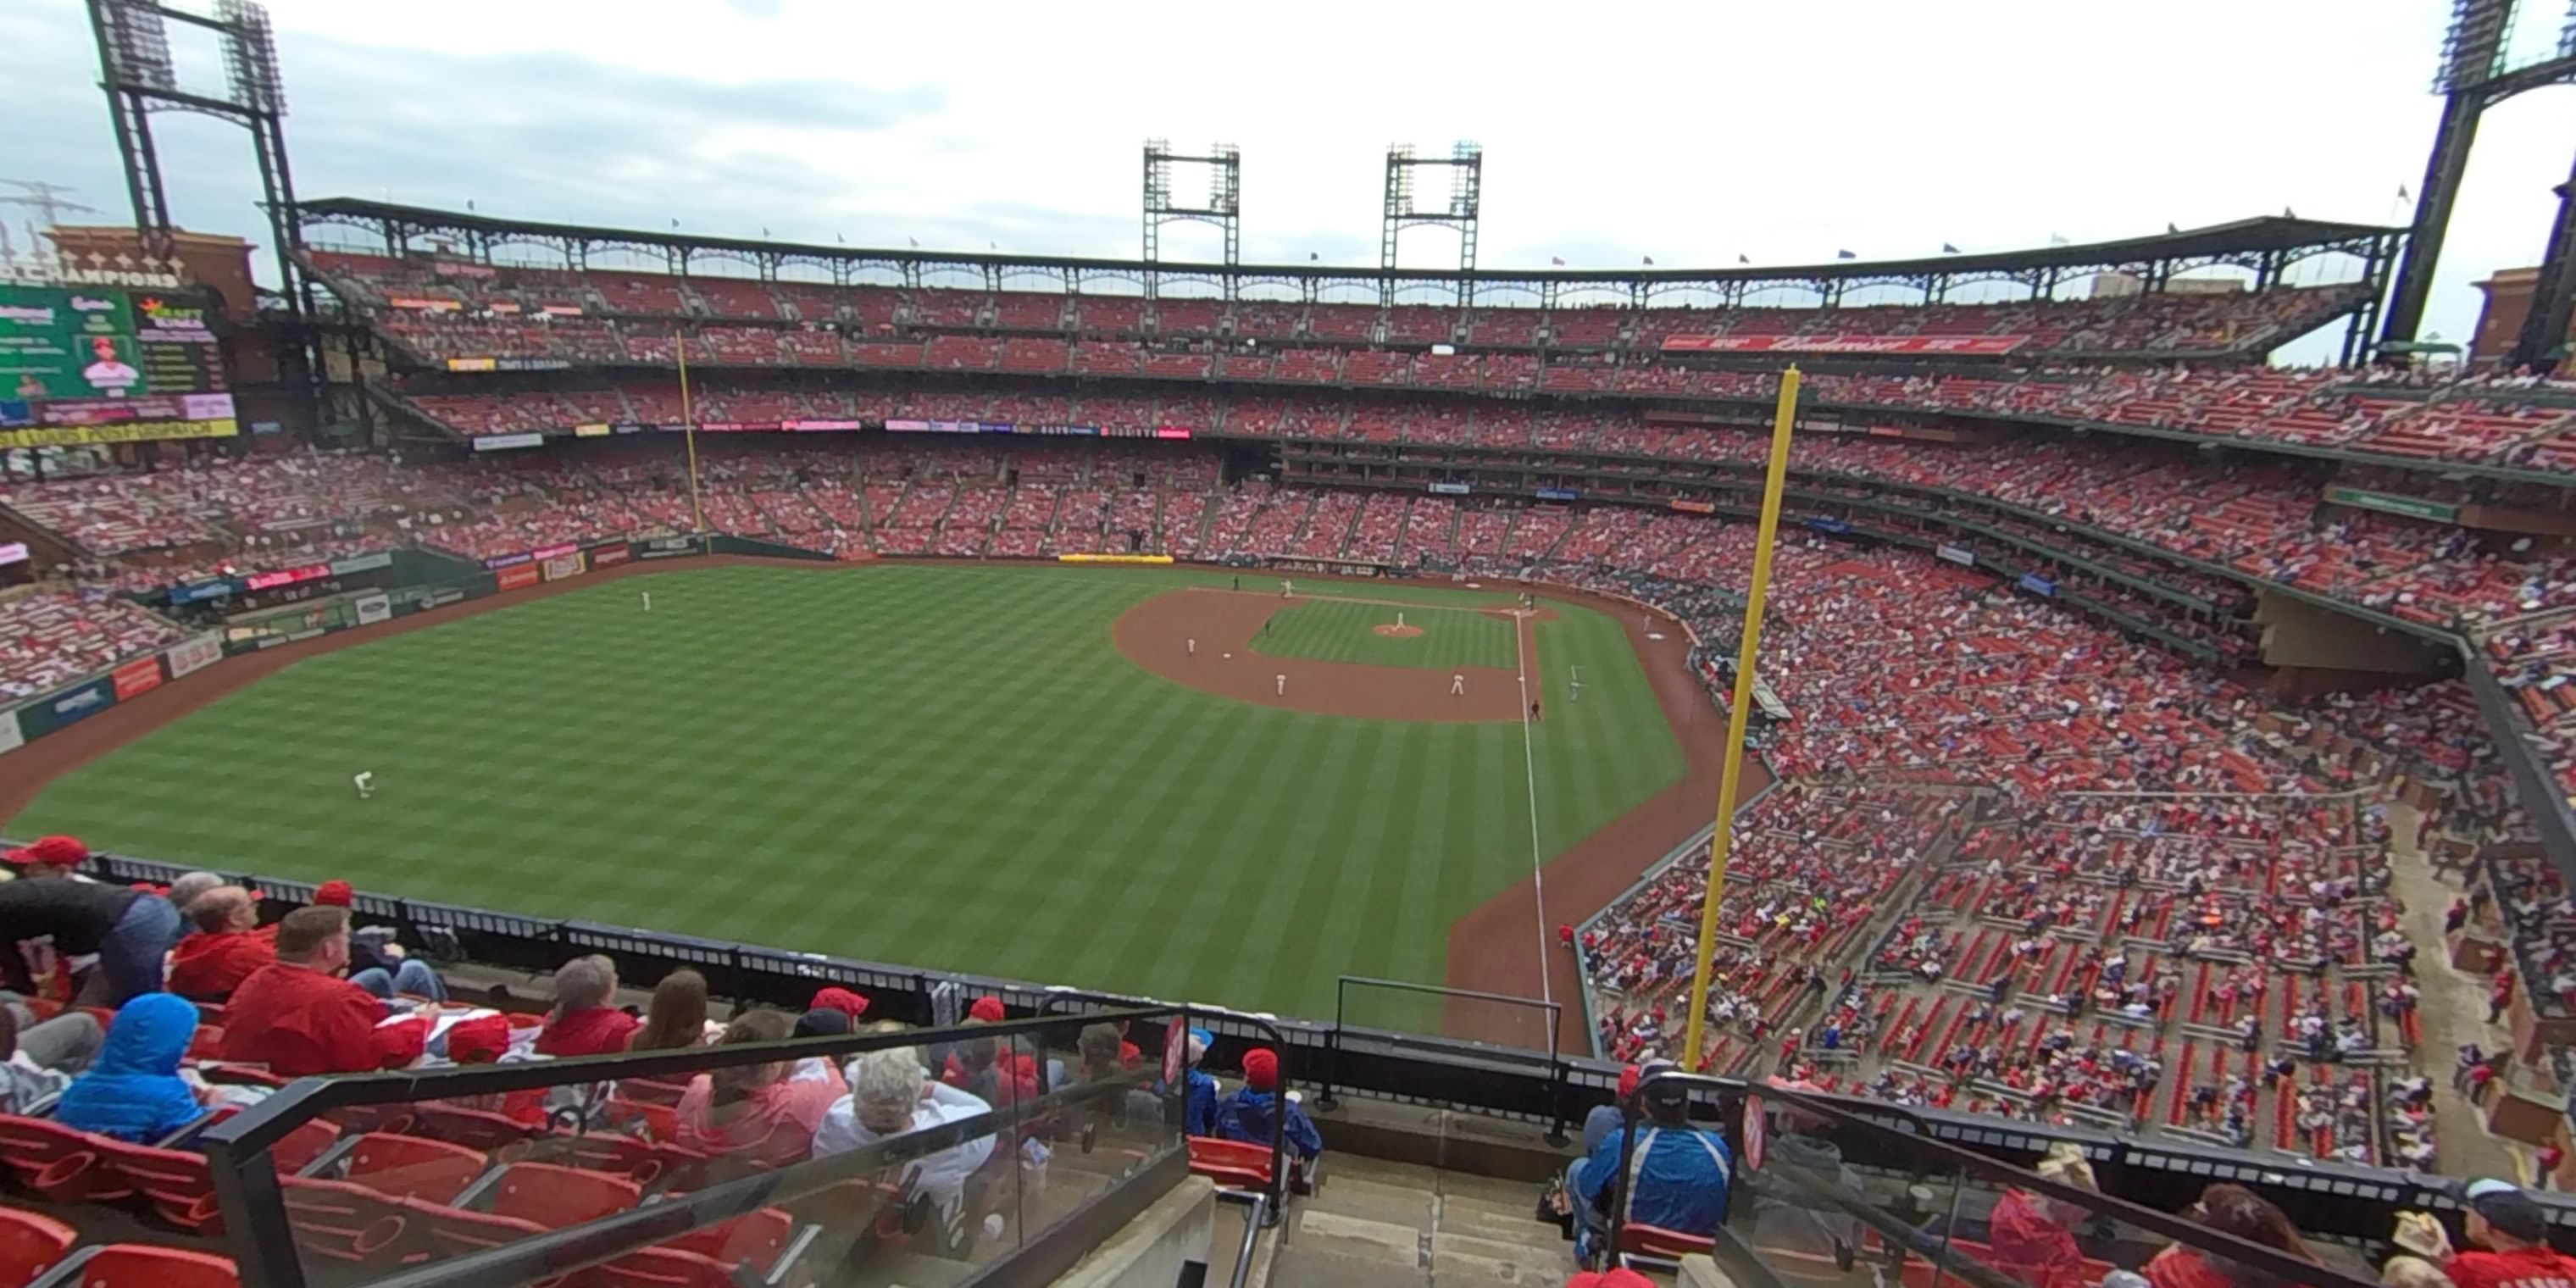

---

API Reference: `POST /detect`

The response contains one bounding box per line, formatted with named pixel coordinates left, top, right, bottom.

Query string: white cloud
left=8, top=0, right=2574, bottom=359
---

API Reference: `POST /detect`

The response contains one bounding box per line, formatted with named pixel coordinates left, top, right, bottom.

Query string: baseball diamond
left=2, top=561, right=1701, bottom=1022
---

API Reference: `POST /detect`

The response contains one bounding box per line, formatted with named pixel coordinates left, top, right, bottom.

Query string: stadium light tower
left=2380, top=0, right=2576, bottom=366
left=1380, top=142, right=1482, bottom=306
left=82, top=0, right=308, bottom=319
left=1141, top=140, right=1241, bottom=297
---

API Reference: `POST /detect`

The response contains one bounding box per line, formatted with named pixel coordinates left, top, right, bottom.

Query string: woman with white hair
left=536, top=954, right=638, bottom=1058
left=813, top=1045, right=997, bottom=1245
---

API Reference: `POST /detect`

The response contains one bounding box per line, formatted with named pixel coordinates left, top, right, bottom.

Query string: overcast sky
left=5, top=0, right=2573, bottom=360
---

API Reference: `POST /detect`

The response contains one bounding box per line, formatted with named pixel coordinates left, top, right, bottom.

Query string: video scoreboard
left=0, top=284, right=236, bottom=448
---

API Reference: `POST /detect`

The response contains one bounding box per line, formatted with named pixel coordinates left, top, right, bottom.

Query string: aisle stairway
left=1256, top=1157, right=1568, bottom=1287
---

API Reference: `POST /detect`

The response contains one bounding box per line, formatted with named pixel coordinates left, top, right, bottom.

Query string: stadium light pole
left=1679, top=366, right=1801, bottom=1070
left=675, top=325, right=708, bottom=533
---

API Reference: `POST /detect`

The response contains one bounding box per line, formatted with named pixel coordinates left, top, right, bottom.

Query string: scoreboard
left=0, top=285, right=236, bottom=448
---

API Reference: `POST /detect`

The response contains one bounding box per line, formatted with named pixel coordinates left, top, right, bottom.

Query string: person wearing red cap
left=1214, top=1047, right=1323, bottom=1165
left=166, top=886, right=276, bottom=1001
left=968, top=996, right=1007, bottom=1024
left=219, top=907, right=432, bottom=1076
left=0, top=837, right=180, bottom=1006
left=1582, top=1065, right=1644, bottom=1156
left=809, top=988, right=870, bottom=1021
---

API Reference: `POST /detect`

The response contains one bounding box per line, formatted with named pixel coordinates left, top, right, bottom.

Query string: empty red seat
left=0, top=1208, right=75, bottom=1288
left=88, top=1135, right=219, bottom=1232
left=1185, top=1135, right=1274, bottom=1188
left=0, top=1114, right=125, bottom=1204
left=616, top=1077, right=691, bottom=1108
left=31, top=1245, right=238, bottom=1288
left=545, top=1132, right=708, bottom=1192
left=415, top=1102, right=538, bottom=1154
left=402, top=1197, right=549, bottom=1265
left=480, top=1161, right=642, bottom=1230
left=283, top=1175, right=415, bottom=1268
left=579, top=1246, right=739, bottom=1288
left=341, top=1132, right=487, bottom=1204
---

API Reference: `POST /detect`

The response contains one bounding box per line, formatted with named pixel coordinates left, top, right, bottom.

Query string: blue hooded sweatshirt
left=58, top=992, right=203, bottom=1144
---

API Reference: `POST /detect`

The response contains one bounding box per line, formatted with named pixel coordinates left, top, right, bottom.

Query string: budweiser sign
left=1659, top=334, right=2030, bottom=355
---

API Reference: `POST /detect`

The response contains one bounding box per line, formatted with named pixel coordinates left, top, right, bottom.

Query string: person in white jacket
left=813, top=1045, right=997, bottom=1247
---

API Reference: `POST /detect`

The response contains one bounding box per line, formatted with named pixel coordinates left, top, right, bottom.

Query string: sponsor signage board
left=112, top=658, right=164, bottom=700
left=1936, top=544, right=1977, bottom=566
left=497, top=563, right=541, bottom=591
left=471, top=432, right=547, bottom=452
left=2019, top=573, right=2057, bottom=597
left=166, top=632, right=222, bottom=678
left=1659, top=333, right=2029, bottom=355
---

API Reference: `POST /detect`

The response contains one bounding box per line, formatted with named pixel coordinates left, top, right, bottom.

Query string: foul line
left=1513, top=609, right=1552, bottom=1008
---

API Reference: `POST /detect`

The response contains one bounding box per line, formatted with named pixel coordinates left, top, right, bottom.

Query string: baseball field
left=3, top=562, right=1698, bottom=1021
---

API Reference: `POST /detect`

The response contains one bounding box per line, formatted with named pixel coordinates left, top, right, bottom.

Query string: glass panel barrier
left=1604, top=1073, right=2391, bottom=1288
left=200, top=1005, right=1239, bottom=1288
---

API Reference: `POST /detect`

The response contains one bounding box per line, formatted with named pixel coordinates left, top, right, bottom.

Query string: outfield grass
left=1248, top=597, right=1518, bottom=671
left=9, top=564, right=1685, bottom=1019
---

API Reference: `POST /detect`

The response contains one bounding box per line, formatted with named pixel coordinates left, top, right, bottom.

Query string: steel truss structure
left=297, top=197, right=2397, bottom=359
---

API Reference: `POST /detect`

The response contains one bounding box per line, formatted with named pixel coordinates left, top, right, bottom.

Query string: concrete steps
left=1266, top=1158, right=1569, bottom=1286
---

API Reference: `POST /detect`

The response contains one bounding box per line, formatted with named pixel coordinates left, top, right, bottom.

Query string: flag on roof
left=1835, top=249, right=1856, bottom=260
left=1309, top=252, right=1319, bottom=262
left=2397, top=184, right=2411, bottom=202
left=1737, top=254, right=1749, bottom=264
left=1642, top=255, right=1655, bottom=265
left=2167, top=222, right=2179, bottom=234
left=908, top=237, right=919, bottom=248
left=1552, top=256, right=1564, bottom=265
left=1940, top=243, right=1959, bottom=254
left=2047, top=233, right=2068, bottom=246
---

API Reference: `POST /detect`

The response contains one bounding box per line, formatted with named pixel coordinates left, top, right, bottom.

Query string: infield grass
left=8, top=564, right=1685, bottom=1019
left=1248, top=597, right=1518, bottom=671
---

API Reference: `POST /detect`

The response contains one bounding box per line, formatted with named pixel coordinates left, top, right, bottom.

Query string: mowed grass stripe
left=11, top=564, right=1685, bottom=1019
left=1248, top=597, right=1517, bottom=671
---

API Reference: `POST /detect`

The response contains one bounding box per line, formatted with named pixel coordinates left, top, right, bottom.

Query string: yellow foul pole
left=1679, top=365, right=1802, bottom=1069
left=675, top=330, right=708, bottom=533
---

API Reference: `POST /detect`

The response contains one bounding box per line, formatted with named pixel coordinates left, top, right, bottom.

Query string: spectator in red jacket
left=535, top=955, right=638, bottom=1058
left=2447, top=1179, right=2576, bottom=1288
left=1987, top=1142, right=2097, bottom=1288
left=165, top=887, right=275, bottom=1001
left=2143, top=1183, right=2315, bottom=1288
left=2490, top=972, right=2518, bottom=1025
left=219, top=907, right=432, bottom=1076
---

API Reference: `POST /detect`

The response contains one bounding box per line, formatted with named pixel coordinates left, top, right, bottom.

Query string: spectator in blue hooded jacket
left=1571, top=1062, right=1730, bottom=1265
left=1183, top=1028, right=1221, bottom=1136
left=57, top=992, right=204, bottom=1143
left=1215, top=1047, right=1321, bottom=1161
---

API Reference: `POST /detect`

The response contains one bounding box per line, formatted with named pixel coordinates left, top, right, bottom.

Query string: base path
left=1112, top=588, right=1542, bottom=723
left=1436, top=578, right=1772, bottom=1054
left=0, top=555, right=828, bottom=821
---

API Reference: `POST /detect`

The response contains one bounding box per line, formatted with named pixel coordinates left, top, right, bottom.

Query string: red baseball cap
left=314, top=880, right=355, bottom=908
left=1569, top=1271, right=1656, bottom=1287
left=1242, top=1047, right=1280, bottom=1091
left=808, top=987, right=870, bottom=1019
left=968, top=996, right=1006, bottom=1024
left=2, top=836, right=87, bottom=869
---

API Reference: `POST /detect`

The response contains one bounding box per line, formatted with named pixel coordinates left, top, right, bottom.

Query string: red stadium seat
left=580, top=1246, right=740, bottom=1288
left=0, top=1114, right=126, bottom=1204
left=88, top=1135, right=220, bottom=1232
left=605, top=1100, right=677, bottom=1143
left=415, top=1102, right=539, bottom=1154
left=1185, top=1135, right=1274, bottom=1189
left=615, top=1076, right=692, bottom=1108
left=479, top=1161, right=642, bottom=1229
left=0, top=1208, right=75, bottom=1288
left=25, top=1245, right=238, bottom=1288
left=282, top=1175, right=416, bottom=1268
left=341, top=1132, right=488, bottom=1204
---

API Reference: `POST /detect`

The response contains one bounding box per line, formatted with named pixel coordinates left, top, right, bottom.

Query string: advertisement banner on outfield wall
left=19, top=676, right=114, bottom=741
left=541, top=552, right=584, bottom=581
left=588, top=542, right=632, bottom=569
left=165, top=632, right=222, bottom=678
left=330, top=551, right=394, bottom=575
left=484, top=552, right=532, bottom=570
left=0, top=713, right=20, bottom=757
left=638, top=536, right=698, bottom=560
left=353, top=592, right=391, bottom=625
left=1936, top=544, right=1977, bottom=567
left=497, top=563, right=541, bottom=591
left=112, top=658, right=164, bottom=701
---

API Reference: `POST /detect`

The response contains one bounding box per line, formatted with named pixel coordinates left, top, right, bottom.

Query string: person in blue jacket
left=57, top=992, right=205, bottom=1143
left=1571, top=1059, right=1731, bottom=1265
left=1184, top=1028, right=1223, bottom=1136
left=1215, top=1047, right=1322, bottom=1162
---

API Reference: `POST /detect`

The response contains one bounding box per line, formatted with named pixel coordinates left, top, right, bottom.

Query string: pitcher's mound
left=1373, top=624, right=1425, bottom=639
